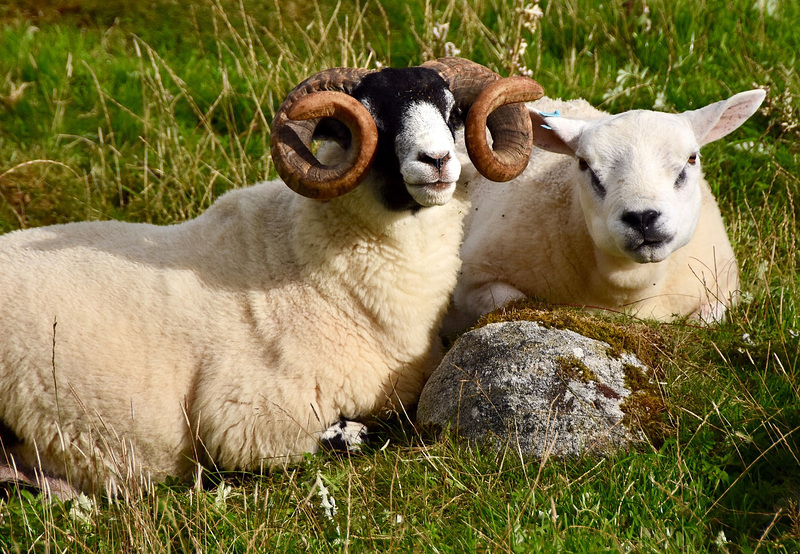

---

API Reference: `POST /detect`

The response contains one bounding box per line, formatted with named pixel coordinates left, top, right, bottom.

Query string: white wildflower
left=315, top=471, right=337, bottom=520
left=68, top=493, right=95, bottom=529
left=653, top=91, right=667, bottom=110
left=444, top=42, right=461, bottom=57
left=754, top=0, right=780, bottom=17
left=537, top=510, right=547, bottom=521
left=214, top=481, right=232, bottom=509
left=517, top=2, right=544, bottom=33
left=432, top=22, right=449, bottom=41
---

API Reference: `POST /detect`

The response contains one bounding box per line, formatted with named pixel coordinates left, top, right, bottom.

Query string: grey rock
left=418, top=320, right=645, bottom=457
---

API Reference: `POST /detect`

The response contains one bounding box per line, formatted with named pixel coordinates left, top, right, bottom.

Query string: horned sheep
left=447, top=89, right=765, bottom=330
left=0, top=58, right=543, bottom=496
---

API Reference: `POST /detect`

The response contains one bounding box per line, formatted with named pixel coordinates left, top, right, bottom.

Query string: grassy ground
left=0, top=0, right=798, bottom=551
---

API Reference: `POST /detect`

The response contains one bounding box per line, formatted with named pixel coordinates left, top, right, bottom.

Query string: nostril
left=419, top=152, right=451, bottom=172
left=622, top=209, right=660, bottom=230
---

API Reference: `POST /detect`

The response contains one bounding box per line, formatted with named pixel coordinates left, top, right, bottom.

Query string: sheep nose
left=622, top=209, right=660, bottom=232
left=418, top=152, right=451, bottom=172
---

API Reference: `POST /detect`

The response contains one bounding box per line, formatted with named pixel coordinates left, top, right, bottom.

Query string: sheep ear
left=681, top=89, right=766, bottom=147
left=529, top=109, right=586, bottom=156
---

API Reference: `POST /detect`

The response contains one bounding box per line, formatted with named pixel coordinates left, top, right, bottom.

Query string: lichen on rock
left=419, top=319, right=655, bottom=457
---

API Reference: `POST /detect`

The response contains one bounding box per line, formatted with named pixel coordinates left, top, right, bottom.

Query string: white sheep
left=447, top=89, right=765, bottom=330
left=0, top=58, right=544, bottom=496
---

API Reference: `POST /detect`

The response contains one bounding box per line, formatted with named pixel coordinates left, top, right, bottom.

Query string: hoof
left=320, top=419, right=369, bottom=453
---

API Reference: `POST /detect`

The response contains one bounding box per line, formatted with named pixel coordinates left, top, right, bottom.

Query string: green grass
left=1, top=0, right=798, bottom=551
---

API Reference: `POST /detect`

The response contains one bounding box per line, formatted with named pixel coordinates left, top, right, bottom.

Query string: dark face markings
left=578, top=158, right=606, bottom=197
left=348, top=67, right=462, bottom=212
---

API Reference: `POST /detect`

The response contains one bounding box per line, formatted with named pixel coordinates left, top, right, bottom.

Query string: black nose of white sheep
left=621, top=209, right=668, bottom=244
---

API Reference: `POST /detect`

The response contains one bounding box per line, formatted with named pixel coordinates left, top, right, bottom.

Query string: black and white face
left=393, top=93, right=461, bottom=206
left=354, top=67, right=464, bottom=211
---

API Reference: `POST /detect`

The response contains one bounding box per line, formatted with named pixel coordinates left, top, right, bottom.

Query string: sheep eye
left=676, top=154, right=698, bottom=187
left=676, top=168, right=687, bottom=187
left=447, top=111, right=463, bottom=133
left=589, top=170, right=605, bottom=196
left=578, top=159, right=605, bottom=196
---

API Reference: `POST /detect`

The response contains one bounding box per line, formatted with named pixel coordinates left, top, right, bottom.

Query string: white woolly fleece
left=0, top=176, right=469, bottom=494
left=448, top=90, right=765, bottom=330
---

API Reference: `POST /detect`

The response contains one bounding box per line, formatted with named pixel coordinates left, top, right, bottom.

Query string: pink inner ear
left=530, top=110, right=585, bottom=156
left=687, top=89, right=766, bottom=147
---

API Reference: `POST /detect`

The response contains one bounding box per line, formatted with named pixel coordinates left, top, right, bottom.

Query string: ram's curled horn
left=270, top=67, right=378, bottom=199
left=422, top=57, right=544, bottom=182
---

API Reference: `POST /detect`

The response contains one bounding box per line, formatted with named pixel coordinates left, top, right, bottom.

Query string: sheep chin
left=406, top=181, right=457, bottom=207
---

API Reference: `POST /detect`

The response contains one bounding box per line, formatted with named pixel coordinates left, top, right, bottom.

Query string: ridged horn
left=422, top=57, right=544, bottom=182
left=270, top=67, right=378, bottom=199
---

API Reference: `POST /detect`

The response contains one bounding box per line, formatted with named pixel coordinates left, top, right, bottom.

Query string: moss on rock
left=555, top=354, right=597, bottom=383
left=473, top=298, right=665, bottom=368
left=468, top=297, right=671, bottom=447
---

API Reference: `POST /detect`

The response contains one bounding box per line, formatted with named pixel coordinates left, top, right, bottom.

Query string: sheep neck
left=295, top=184, right=467, bottom=337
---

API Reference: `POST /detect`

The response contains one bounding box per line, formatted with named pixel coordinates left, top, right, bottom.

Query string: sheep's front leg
left=462, top=281, right=527, bottom=321
left=696, top=300, right=729, bottom=325
left=0, top=460, right=81, bottom=500
left=320, top=419, right=369, bottom=453
left=443, top=280, right=528, bottom=334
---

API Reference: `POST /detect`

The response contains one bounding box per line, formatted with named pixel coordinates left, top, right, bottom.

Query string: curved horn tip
left=271, top=90, right=379, bottom=199
left=464, top=76, right=544, bottom=182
